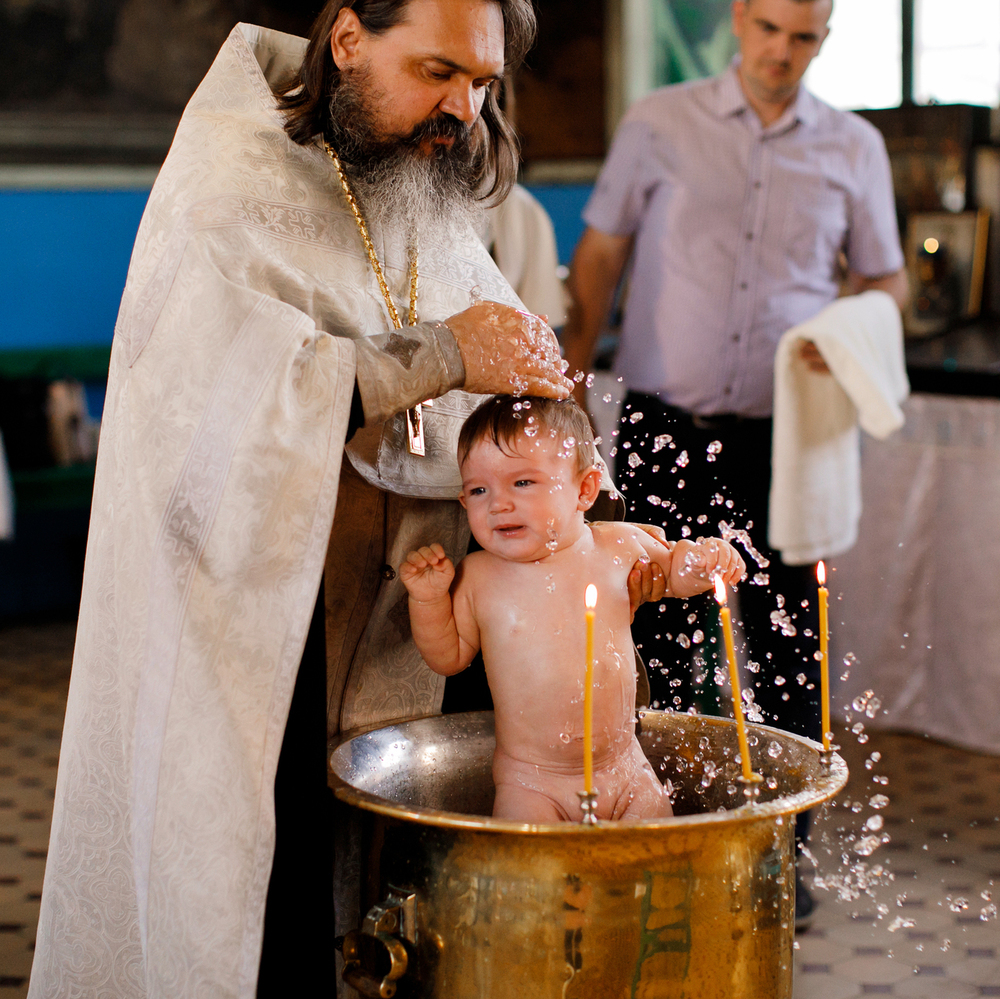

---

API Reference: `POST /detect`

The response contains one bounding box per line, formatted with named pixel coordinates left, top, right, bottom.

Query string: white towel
left=769, top=290, right=908, bottom=566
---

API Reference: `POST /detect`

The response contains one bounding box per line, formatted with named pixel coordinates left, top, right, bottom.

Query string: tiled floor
left=0, top=623, right=75, bottom=996
left=0, top=622, right=997, bottom=997
left=795, top=723, right=1000, bottom=998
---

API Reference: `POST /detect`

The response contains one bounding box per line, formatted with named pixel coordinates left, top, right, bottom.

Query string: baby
left=400, top=395, right=745, bottom=823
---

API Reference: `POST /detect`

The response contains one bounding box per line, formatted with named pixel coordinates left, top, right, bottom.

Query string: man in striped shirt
left=562, top=0, right=906, bottom=923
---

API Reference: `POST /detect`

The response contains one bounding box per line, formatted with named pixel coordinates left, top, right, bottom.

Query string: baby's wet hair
left=458, top=395, right=598, bottom=474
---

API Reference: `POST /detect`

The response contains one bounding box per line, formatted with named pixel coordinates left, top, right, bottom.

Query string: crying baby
left=401, top=394, right=745, bottom=823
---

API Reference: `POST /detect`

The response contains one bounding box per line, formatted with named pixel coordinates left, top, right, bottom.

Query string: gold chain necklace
left=324, top=142, right=419, bottom=327
left=324, top=142, right=427, bottom=455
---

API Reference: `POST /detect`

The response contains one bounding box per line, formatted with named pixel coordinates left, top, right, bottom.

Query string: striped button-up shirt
left=584, top=62, right=904, bottom=417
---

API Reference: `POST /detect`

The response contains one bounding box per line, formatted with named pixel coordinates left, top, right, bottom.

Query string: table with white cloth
left=832, top=390, right=1000, bottom=754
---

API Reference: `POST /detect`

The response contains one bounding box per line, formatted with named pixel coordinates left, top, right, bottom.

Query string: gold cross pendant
left=406, top=404, right=425, bottom=456
left=406, top=398, right=433, bottom=455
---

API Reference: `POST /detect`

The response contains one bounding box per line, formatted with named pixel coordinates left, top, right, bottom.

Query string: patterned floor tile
left=3, top=623, right=999, bottom=999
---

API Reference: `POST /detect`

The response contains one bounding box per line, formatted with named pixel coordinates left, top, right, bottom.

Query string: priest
left=26, top=1, right=603, bottom=996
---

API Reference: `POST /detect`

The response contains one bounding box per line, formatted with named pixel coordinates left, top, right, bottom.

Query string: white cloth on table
left=832, top=393, right=1000, bottom=755
left=769, top=289, right=908, bottom=566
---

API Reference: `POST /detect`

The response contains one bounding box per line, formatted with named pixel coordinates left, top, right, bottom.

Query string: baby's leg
left=493, top=783, right=565, bottom=823
left=619, top=744, right=674, bottom=820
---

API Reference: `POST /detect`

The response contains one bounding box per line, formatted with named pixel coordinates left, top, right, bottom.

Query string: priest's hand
left=446, top=302, right=574, bottom=399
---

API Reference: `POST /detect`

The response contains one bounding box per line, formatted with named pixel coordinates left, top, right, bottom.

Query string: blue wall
left=0, top=190, right=148, bottom=348
left=0, top=183, right=594, bottom=350
left=525, top=183, right=592, bottom=266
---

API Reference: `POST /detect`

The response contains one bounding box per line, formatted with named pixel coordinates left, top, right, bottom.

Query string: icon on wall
left=904, top=209, right=989, bottom=337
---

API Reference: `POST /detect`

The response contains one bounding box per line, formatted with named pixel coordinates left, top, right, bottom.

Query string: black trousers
left=616, top=392, right=822, bottom=748
left=257, top=583, right=334, bottom=995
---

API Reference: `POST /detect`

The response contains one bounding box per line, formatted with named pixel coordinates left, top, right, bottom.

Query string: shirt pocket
left=779, top=174, right=848, bottom=274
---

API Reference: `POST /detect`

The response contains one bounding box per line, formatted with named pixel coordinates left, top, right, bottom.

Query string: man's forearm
left=353, top=321, right=465, bottom=426
left=561, top=228, right=633, bottom=401
left=848, top=268, right=909, bottom=311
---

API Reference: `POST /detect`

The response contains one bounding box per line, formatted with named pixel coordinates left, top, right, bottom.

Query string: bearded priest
left=25, top=2, right=593, bottom=997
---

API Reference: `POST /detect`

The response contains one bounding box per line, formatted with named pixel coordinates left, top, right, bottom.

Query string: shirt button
left=739, top=282, right=748, bottom=290
left=754, top=181, right=762, bottom=189
left=745, top=232, right=753, bottom=241
left=732, top=334, right=741, bottom=342
left=724, top=386, right=732, bottom=395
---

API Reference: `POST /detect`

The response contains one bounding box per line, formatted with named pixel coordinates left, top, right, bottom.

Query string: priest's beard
left=326, top=66, right=485, bottom=241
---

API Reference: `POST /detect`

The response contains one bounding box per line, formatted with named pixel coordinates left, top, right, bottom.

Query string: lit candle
left=817, top=560, right=830, bottom=752
left=714, top=576, right=758, bottom=784
left=584, top=584, right=597, bottom=795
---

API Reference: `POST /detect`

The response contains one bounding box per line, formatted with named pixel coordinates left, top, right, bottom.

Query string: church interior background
left=2, top=1, right=999, bottom=995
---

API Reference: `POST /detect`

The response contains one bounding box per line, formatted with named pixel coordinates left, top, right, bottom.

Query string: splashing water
left=676, top=450, right=689, bottom=468
left=841, top=651, right=857, bottom=681
left=646, top=495, right=662, bottom=506
left=769, top=609, right=797, bottom=637
left=629, top=411, right=643, bottom=424
left=851, top=690, right=882, bottom=718
left=718, top=521, right=771, bottom=570
left=652, top=434, right=672, bottom=453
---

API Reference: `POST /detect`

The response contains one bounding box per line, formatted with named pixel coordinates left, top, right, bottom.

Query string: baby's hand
left=400, top=544, right=456, bottom=603
left=668, top=538, right=745, bottom=598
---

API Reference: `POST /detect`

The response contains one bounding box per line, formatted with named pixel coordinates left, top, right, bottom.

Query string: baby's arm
left=615, top=526, right=744, bottom=599
left=667, top=537, right=745, bottom=598
left=400, top=544, right=480, bottom=675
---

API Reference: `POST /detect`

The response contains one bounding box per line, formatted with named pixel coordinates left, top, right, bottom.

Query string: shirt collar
left=712, top=57, right=820, bottom=133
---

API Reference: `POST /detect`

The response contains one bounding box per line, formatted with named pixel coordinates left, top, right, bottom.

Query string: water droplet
left=628, top=452, right=643, bottom=468
left=559, top=731, right=571, bottom=744
left=652, top=434, right=672, bottom=453
left=629, top=411, right=644, bottom=424
left=602, top=392, right=613, bottom=403
left=852, top=690, right=876, bottom=713
left=676, top=450, right=689, bottom=467
left=774, top=675, right=787, bottom=686
left=853, top=835, right=882, bottom=856
left=692, top=629, right=704, bottom=643
left=865, top=815, right=884, bottom=832
left=767, top=741, right=783, bottom=759
left=676, top=633, right=691, bottom=649
left=869, top=793, right=890, bottom=809
left=646, top=494, right=662, bottom=506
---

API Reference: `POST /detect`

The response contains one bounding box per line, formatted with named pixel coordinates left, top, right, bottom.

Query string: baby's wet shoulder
left=589, top=521, right=648, bottom=556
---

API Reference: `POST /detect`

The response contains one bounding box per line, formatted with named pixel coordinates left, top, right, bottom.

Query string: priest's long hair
left=275, top=0, right=535, bottom=205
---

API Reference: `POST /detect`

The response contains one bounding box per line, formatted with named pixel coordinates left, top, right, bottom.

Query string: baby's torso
left=464, top=525, right=647, bottom=775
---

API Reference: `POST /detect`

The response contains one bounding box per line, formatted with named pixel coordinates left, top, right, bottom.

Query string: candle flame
left=817, top=560, right=826, bottom=586
left=585, top=584, right=598, bottom=609
left=713, top=574, right=727, bottom=606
